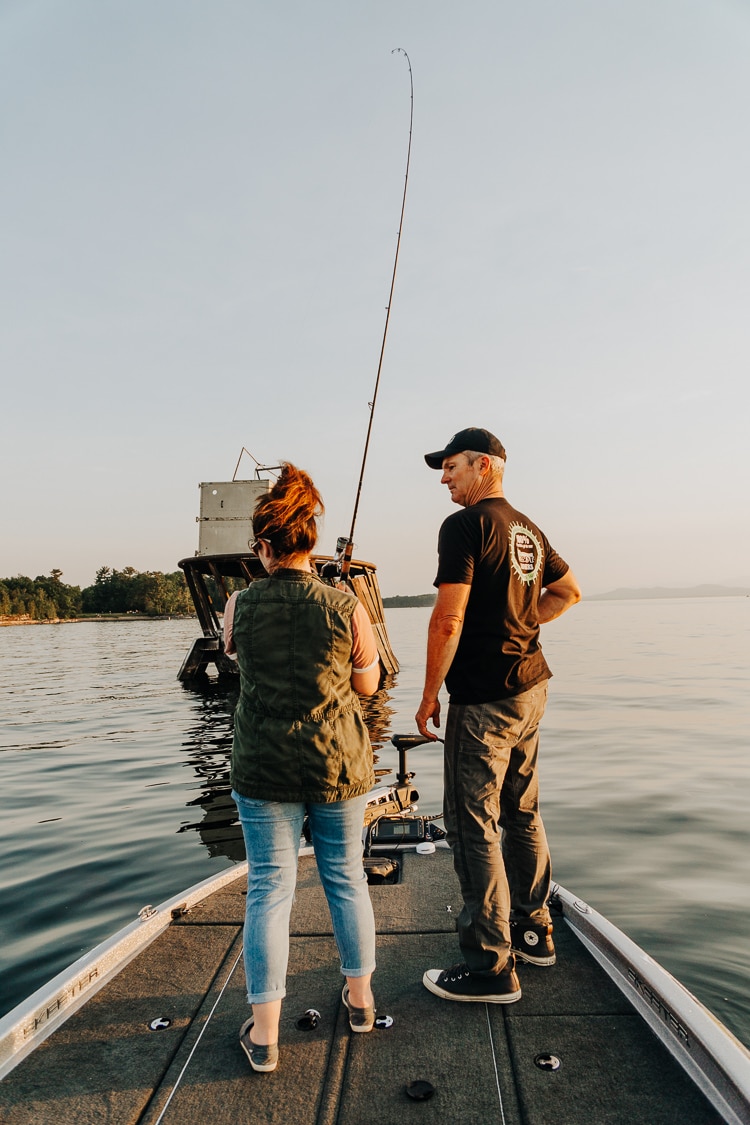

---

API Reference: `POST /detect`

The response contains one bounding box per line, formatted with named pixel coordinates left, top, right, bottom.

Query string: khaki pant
left=443, top=682, right=552, bottom=975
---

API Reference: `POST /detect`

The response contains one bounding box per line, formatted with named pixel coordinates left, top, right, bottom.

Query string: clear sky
left=2, top=0, right=749, bottom=597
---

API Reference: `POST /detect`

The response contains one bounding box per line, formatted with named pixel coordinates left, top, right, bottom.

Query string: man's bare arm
left=537, top=568, right=582, bottom=624
left=415, top=583, right=471, bottom=738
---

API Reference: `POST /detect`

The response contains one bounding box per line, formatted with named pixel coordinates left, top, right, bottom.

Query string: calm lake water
left=1, top=598, right=748, bottom=1049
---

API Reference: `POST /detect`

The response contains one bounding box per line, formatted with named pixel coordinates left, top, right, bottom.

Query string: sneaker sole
left=422, top=971, right=522, bottom=1004
left=511, top=948, right=556, bottom=967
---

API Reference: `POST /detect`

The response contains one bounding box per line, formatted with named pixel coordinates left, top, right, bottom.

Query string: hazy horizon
left=3, top=1, right=749, bottom=600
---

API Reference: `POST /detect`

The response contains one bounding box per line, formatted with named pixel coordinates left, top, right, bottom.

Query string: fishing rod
left=337, top=48, right=413, bottom=584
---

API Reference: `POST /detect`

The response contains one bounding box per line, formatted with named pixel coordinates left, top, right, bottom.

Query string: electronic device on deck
left=367, top=815, right=445, bottom=846
left=362, top=734, right=445, bottom=858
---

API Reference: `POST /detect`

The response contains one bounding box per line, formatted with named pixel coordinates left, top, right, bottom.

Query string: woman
left=224, top=462, right=380, bottom=1074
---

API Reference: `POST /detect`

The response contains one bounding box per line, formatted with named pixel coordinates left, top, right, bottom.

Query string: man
left=415, top=427, right=581, bottom=1004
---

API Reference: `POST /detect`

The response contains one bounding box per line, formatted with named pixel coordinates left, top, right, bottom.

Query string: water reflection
left=359, top=673, right=398, bottom=757
left=176, top=675, right=398, bottom=860
left=177, top=681, right=241, bottom=858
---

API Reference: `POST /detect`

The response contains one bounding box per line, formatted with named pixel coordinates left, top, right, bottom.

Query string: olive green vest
left=230, top=569, right=375, bottom=802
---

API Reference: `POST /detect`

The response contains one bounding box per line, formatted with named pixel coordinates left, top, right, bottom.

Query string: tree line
left=382, top=593, right=436, bottom=608
left=0, top=568, right=195, bottom=620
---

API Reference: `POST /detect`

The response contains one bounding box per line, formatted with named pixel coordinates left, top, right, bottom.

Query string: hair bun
left=252, top=462, right=324, bottom=562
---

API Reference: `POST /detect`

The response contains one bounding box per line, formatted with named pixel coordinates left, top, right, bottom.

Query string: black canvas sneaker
left=510, top=920, right=556, bottom=966
left=422, top=957, right=522, bottom=1003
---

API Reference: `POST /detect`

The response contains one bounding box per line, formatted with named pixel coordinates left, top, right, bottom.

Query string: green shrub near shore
left=0, top=567, right=194, bottom=621
left=0, top=572, right=80, bottom=620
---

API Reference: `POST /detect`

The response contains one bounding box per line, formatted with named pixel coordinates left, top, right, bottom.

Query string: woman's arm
left=350, top=601, right=380, bottom=695
left=223, top=590, right=239, bottom=655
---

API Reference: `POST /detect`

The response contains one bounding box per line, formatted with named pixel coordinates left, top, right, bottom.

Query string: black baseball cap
left=424, top=427, right=507, bottom=469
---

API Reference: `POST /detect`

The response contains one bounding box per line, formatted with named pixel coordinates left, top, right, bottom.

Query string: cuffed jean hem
left=246, top=987, right=287, bottom=1004
left=339, top=964, right=376, bottom=978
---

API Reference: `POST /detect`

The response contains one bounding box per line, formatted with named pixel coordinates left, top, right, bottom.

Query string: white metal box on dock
left=197, top=480, right=270, bottom=556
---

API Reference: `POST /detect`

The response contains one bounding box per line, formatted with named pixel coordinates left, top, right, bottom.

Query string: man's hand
left=538, top=568, right=582, bottom=624
left=415, top=583, right=470, bottom=741
left=415, top=695, right=441, bottom=740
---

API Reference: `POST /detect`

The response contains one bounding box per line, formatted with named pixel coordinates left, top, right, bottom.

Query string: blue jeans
left=232, top=791, right=376, bottom=1004
left=443, top=683, right=552, bottom=975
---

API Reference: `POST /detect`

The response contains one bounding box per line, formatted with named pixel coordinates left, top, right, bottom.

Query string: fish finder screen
left=374, top=817, right=423, bottom=840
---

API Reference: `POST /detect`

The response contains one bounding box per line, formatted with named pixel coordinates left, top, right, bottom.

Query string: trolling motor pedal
left=390, top=732, right=441, bottom=787
left=362, top=733, right=433, bottom=826
left=391, top=733, right=440, bottom=752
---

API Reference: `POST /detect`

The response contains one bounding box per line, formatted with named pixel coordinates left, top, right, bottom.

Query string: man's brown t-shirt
left=434, top=497, right=569, bottom=704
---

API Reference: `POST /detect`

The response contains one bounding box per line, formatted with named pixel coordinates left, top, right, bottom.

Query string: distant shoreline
left=3, top=585, right=747, bottom=627
left=0, top=613, right=196, bottom=628
left=382, top=594, right=436, bottom=608
left=586, top=585, right=750, bottom=601
left=382, top=585, right=750, bottom=606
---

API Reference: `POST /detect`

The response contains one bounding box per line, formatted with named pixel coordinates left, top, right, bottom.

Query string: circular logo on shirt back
left=509, top=523, right=543, bottom=586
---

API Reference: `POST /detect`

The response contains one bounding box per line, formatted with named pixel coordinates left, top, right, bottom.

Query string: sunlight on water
left=0, top=598, right=748, bottom=1047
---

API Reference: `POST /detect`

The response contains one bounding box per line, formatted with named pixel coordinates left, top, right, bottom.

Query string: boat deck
left=0, top=848, right=723, bottom=1124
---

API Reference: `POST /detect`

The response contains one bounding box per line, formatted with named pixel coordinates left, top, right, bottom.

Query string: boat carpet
left=0, top=849, right=722, bottom=1124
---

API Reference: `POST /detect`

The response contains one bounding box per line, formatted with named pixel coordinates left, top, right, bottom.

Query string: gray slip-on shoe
left=239, top=1017, right=279, bottom=1072
left=342, top=985, right=376, bottom=1032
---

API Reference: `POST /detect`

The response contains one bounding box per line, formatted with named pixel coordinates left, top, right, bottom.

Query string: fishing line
left=340, top=48, right=413, bottom=580
left=152, top=944, right=244, bottom=1124
left=484, top=1004, right=508, bottom=1124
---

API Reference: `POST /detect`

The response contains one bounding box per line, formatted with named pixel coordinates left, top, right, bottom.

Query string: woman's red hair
left=252, top=463, right=324, bottom=562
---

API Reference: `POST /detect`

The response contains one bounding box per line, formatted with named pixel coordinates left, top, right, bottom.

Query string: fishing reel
left=320, top=536, right=353, bottom=586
